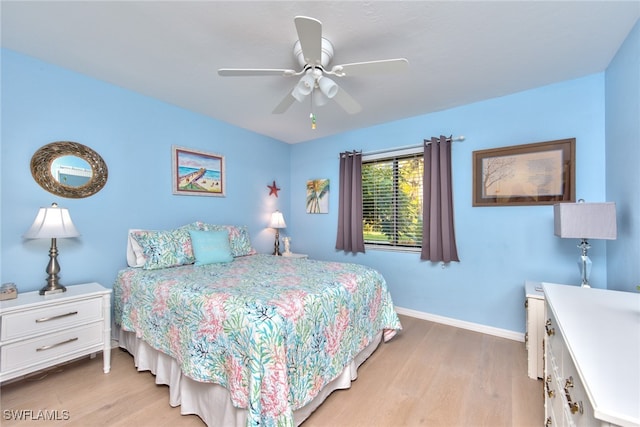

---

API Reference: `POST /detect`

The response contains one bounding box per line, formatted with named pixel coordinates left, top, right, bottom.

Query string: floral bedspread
left=114, top=254, right=401, bottom=427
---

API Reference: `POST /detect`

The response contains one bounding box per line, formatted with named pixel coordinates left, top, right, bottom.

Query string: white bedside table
left=0, top=282, right=111, bottom=383
left=524, top=280, right=544, bottom=380
left=281, top=252, right=308, bottom=259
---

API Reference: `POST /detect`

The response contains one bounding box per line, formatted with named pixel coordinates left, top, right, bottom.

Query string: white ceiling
left=2, top=1, right=639, bottom=144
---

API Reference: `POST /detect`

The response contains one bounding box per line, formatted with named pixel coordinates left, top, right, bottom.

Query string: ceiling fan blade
left=333, top=87, right=362, bottom=114
left=218, top=68, right=297, bottom=77
left=272, top=92, right=296, bottom=114
left=331, top=58, right=409, bottom=77
left=294, top=16, right=322, bottom=66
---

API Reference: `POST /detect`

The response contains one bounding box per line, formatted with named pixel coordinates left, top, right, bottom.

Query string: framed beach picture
left=472, top=138, right=575, bottom=206
left=306, top=179, right=329, bottom=213
left=172, top=146, right=225, bottom=197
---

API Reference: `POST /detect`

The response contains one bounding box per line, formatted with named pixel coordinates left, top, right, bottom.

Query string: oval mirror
left=31, top=141, right=108, bottom=198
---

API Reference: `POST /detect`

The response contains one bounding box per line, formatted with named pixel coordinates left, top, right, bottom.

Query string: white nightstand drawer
left=1, top=297, right=102, bottom=342
left=1, top=322, right=103, bottom=373
left=281, top=253, right=308, bottom=259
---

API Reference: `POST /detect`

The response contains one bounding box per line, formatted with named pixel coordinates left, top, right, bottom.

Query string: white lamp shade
left=318, top=76, right=338, bottom=99
left=314, top=90, right=329, bottom=106
left=24, top=204, right=80, bottom=239
left=291, top=85, right=306, bottom=103
left=296, top=73, right=315, bottom=96
left=268, top=211, right=287, bottom=229
left=553, top=202, right=617, bottom=240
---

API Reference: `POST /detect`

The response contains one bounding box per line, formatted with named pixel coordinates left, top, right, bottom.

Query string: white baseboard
left=395, top=306, right=524, bottom=342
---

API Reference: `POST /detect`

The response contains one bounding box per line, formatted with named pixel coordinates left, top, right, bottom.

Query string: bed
left=113, top=223, right=402, bottom=426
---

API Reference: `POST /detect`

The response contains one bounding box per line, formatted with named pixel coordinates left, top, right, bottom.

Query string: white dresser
left=0, top=283, right=111, bottom=383
left=543, top=283, right=639, bottom=427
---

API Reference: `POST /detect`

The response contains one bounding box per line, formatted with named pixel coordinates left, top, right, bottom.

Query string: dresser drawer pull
left=35, top=311, right=78, bottom=323
left=545, top=375, right=555, bottom=398
left=36, top=337, right=79, bottom=352
left=545, top=319, right=555, bottom=336
left=564, top=376, right=584, bottom=415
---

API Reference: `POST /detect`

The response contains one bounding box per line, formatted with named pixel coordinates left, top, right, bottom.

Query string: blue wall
left=2, top=21, right=638, bottom=335
left=605, top=20, right=640, bottom=291
left=290, top=74, right=608, bottom=333
left=1, top=49, right=291, bottom=294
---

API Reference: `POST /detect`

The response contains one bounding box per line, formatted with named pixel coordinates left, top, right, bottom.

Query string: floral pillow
left=200, top=224, right=256, bottom=257
left=129, top=222, right=202, bottom=270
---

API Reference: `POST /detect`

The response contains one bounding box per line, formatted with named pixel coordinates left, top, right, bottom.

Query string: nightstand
left=281, top=252, right=308, bottom=259
left=524, top=280, right=545, bottom=380
left=0, top=282, right=111, bottom=383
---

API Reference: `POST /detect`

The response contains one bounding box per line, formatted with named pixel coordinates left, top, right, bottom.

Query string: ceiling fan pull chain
left=310, top=90, right=317, bottom=129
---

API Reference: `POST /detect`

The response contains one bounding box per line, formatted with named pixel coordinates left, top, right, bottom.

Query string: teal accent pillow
left=189, top=230, right=234, bottom=265
left=200, top=224, right=256, bottom=257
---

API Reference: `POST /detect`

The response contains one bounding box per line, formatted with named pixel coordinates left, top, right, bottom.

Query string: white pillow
left=126, top=229, right=146, bottom=268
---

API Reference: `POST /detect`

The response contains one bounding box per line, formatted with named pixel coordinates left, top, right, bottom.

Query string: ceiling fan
left=218, top=16, right=409, bottom=120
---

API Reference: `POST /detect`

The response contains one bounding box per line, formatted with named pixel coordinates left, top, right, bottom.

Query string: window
left=362, top=148, right=423, bottom=250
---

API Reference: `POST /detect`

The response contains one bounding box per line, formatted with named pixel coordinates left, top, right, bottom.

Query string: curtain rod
left=362, top=135, right=465, bottom=157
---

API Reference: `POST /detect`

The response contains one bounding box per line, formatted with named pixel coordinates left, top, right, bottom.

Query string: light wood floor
left=0, top=315, right=543, bottom=426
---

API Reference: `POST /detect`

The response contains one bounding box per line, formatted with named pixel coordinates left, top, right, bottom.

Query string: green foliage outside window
left=362, top=154, right=423, bottom=248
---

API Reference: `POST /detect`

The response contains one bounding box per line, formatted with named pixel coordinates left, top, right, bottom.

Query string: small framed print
left=306, top=179, right=329, bottom=213
left=172, top=146, right=225, bottom=197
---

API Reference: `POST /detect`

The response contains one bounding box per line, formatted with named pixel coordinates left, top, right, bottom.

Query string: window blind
left=362, top=151, right=424, bottom=249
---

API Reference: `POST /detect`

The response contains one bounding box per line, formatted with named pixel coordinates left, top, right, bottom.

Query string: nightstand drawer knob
left=36, top=337, right=79, bottom=352
left=545, top=319, right=555, bottom=336
left=564, top=376, right=584, bottom=415
left=35, top=311, right=78, bottom=323
left=545, top=375, right=555, bottom=398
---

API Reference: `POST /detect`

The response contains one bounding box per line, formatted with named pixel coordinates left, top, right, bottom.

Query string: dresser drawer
left=1, top=298, right=102, bottom=342
left=561, top=351, right=596, bottom=426
left=544, top=309, right=562, bottom=361
left=0, top=321, right=103, bottom=373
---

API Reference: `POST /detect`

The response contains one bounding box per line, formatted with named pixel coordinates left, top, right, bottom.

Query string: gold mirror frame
left=31, top=141, right=108, bottom=198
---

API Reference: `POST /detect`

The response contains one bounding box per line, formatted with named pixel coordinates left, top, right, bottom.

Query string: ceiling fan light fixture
left=297, top=73, right=315, bottom=96
left=220, top=16, right=405, bottom=116
left=318, top=76, right=338, bottom=99
left=313, top=90, right=329, bottom=106
left=291, top=85, right=306, bottom=103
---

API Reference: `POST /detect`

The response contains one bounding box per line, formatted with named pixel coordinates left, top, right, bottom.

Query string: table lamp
left=24, top=203, right=80, bottom=295
left=553, top=200, right=616, bottom=287
left=269, top=211, right=286, bottom=256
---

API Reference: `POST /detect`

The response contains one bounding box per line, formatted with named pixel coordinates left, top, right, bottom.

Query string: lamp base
left=578, top=239, right=592, bottom=288
left=39, top=237, right=67, bottom=295
left=273, top=229, right=282, bottom=256
left=40, top=285, right=66, bottom=296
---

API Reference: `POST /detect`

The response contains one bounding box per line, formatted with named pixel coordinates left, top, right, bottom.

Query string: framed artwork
left=306, top=179, right=329, bottom=213
left=172, top=146, right=225, bottom=197
left=472, top=138, right=575, bottom=206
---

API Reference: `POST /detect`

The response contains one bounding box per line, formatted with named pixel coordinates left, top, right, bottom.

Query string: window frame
left=362, top=146, right=424, bottom=253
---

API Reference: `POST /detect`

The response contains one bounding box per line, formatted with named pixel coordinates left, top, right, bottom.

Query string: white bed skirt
left=118, top=329, right=383, bottom=426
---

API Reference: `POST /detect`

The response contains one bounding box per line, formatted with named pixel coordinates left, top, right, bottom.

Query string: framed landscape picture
left=172, top=146, right=225, bottom=197
left=472, top=138, right=575, bottom=206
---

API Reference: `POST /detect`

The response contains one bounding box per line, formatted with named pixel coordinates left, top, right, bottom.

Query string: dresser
left=543, top=283, right=639, bottom=427
left=525, top=280, right=545, bottom=379
left=0, top=282, right=111, bottom=383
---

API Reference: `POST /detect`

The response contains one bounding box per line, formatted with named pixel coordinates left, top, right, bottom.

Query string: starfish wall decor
left=267, top=180, right=280, bottom=197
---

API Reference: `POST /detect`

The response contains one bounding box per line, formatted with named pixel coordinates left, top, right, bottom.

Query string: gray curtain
left=421, top=136, right=459, bottom=262
left=335, top=151, right=365, bottom=253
